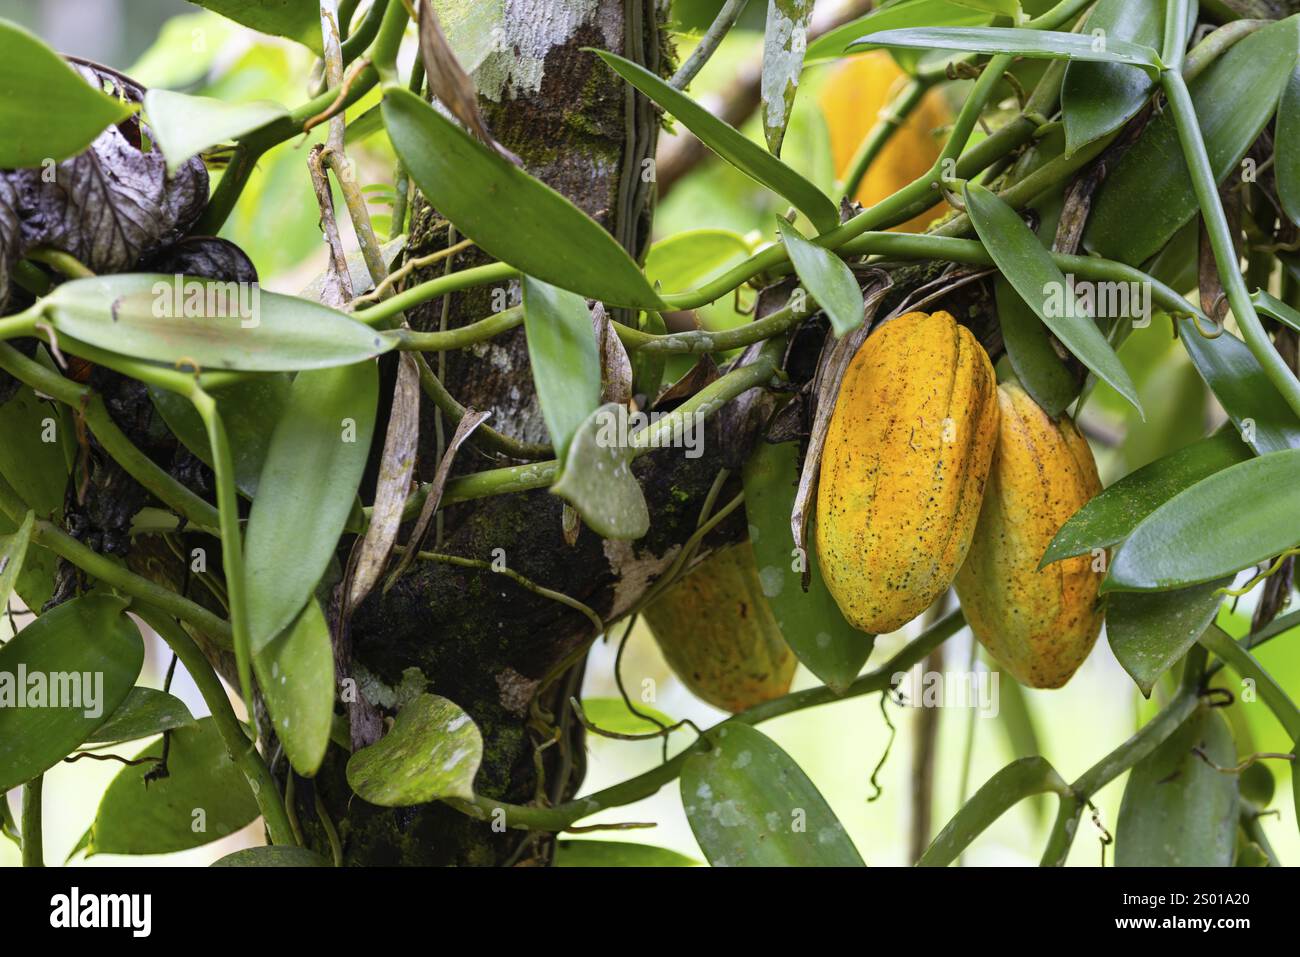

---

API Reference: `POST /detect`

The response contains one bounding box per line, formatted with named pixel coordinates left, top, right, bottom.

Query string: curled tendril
left=1216, top=548, right=1300, bottom=598
left=1188, top=309, right=1225, bottom=339
left=1192, top=747, right=1296, bottom=775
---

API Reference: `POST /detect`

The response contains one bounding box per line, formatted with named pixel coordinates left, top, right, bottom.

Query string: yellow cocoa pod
left=817, top=51, right=950, bottom=233
left=953, top=381, right=1104, bottom=689
left=816, top=310, right=999, bottom=634
left=642, top=542, right=795, bottom=713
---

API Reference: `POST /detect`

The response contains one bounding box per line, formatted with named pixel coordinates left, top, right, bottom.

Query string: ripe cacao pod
left=642, top=542, right=795, bottom=713
left=818, top=51, right=950, bottom=233
left=954, top=381, right=1104, bottom=689
left=816, top=310, right=999, bottom=634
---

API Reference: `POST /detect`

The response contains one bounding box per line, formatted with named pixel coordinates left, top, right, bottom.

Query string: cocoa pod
left=954, top=381, right=1104, bottom=689
left=642, top=542, right=795, bottom=713
left=816, top=310, right=999, bottom=634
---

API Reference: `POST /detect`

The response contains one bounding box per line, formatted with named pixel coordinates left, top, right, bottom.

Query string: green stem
left=392, top=344, right=781, bottom=522
left=1039, top=688, right=1201, bottom=866
left=375, top=231, right=1206, bottom=362
left=1162, top=0, right=1191, bottom=71
left=26, top=247, right=94, bottom=278
left=193, top=64, right=381, bottom=235
left=838, top=77, right=930, bottom=200
left=136, top=606, right=296, bottom=846
left=919, top=758, right=1070, bottom=867
left=412, top=352, right=552, bottom=459
left=1183, top=20, right=1270, bottom=80
left=356, top=263, right=517, bottom=326
left=670, top=0, right=749, bottom=89
left=20, top=775, right=43, bottom=867
left=450, top=609, right=966, bottom=831
left=1201, top=624, right=1300, bottom=739
left=0, top=471, right=232, bottom=643
left=1206, top=608, right=1300, bottom=681
left=0, top=306, right=39, bottom=341
left=1161, top=68, right=1300, bottom=420
left=340, top=0, right=387, bottom=64
left=370, top=0, right=410, bottom=83
left=0, top=343, right=220, bottom=534
left=190, top=389, right=255, bottom=719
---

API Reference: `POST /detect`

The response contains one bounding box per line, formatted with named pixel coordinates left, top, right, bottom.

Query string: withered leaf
left=348, top=352, right=421, bottom=610
left=591, top=302, right=633, bottom=406
left=417, top=0, right=516, bottom=163
left=384, top=408, right=492, bottom=591
left=1, top=62, right=208, bottom=310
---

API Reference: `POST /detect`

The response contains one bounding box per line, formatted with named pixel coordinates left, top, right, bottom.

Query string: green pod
left=643, top=542, right=795, bottom=714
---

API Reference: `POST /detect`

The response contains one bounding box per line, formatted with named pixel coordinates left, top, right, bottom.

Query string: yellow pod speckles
left=954, top=381, right=1104, bottom=689
left=816, top=310, right=999, bottom=634
left=642, top=542, right=795, bottom=714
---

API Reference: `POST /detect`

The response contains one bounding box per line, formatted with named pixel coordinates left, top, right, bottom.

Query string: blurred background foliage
left=1, top=0, right=1295, bottom=868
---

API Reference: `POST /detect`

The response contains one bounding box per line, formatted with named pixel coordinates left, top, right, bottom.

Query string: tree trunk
left=300, top=0, right=684, bottom=867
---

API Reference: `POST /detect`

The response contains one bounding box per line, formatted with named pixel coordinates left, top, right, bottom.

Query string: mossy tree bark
left=302, top=0, right=692, bottom=866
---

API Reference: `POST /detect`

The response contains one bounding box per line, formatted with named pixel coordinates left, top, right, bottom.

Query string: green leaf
left=919, top=757, right=1067, bottom=866
left=550, top=403, right=650, bottom=540
left=0, top=510, right=34, bottom=613
left=144, top=88, right=289, bottom=174
left=346, top=693, right=484, bottom=807
left=996, top=276, right=1077, bottom=417
left=1115, top=709, right=1238, bottom=866
left=212, top=845, right=332, bottom=867
left=1043, top=431, right=1251, bottom=565
left=254, top=598, right=334, bottom=777
left=87, top=717, right=260, bottom=855
left=0, top=594, right=142, bottom=791
left=149, top=374, right=292, bottom=499
left=0, top=511, right=55, bottom=611
left=681, top=722, right=865, bottom=866
left=1085, top=17, right=1300, bottom=264
left=806, top=0, right=991, bottom=63
left=83, top=687, right=195, bottom=745
left=1251, top=288, right=1300, bottom=335
left=1179, top=321, right=1300, bottom=455
left=952, top=0, right=1019, bottom=15
left=594, top=51, right=839, bottom=234
left=742, top=438, right=872, bottom=693
left=1278, top=67, right=1300, bottom=227
left=382, top=87, right=661, bottom=309
left=44, top=274, right=395, bottom=372
left=580, top=697, right=679, bottom=735
left=762, top=0, right=815, bottom=156
left=245, top=361, right=378, bottom=649
left=1240, top=761, right=1275, bottom=807
left=1106, top=580, right=1229, bottom=697
left=852, top=27, right=1162, bottom=71
left=643, top=229, right=754, bottom=336
left=522, top=277, right=602, bottom=467
left=777, top=219, right=865, bottom=336
left=0, top=19, right=135, bottom=167
left=964, top=182, right=1140, bottom=413
left=186, top=0, right=323, bottom=53
left=1060, top=0, right=1174, bottom=156
left=645, top=229, right=752, bottom=293
left=1106, top=448, right=1300, bottom=592
left=554, top=840, right=700, bottom=867
left=0, top=387, right=70, bottom=516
